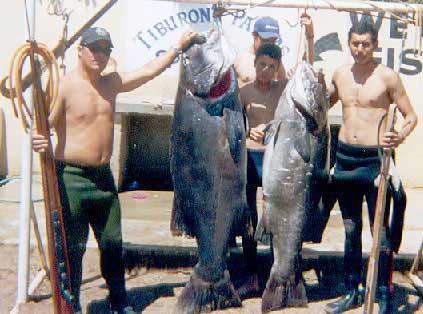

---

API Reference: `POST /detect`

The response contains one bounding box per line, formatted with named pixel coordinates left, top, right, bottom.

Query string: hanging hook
left=57, top=9, right=72, bottom=75
left=284, top=9, right=300, bottom=28
left=311, top=0, right=318, bottom=11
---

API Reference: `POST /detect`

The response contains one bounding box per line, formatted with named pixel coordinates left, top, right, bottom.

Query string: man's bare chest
left=338, top=76, right=390, bottom=108
left=65, top=89, right=114, bottom=120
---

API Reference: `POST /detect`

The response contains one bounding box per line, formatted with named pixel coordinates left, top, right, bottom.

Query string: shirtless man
left=237, top=43, right=284, bottom=297
left=234, top=13, right=314, bottom=88
left=324, top=22, right=417, bottom=314
left=242, top=44, right=284, bottom=150
left=32, top=27, right=198, bottom=314
left=234, top=14, right=314, bottom=297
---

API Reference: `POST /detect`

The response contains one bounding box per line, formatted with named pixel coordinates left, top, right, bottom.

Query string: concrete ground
left=0, top=177, right=422, bottom=313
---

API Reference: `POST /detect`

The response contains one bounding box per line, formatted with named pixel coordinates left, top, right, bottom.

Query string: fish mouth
left=181, top=28, right=236, bottom=98
left=182, top=53, right=227, bottom=97
left=207, top=70, right=232, bottom=99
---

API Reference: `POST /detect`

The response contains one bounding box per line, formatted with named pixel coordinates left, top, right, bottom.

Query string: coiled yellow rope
left=8, top=41, right=59, bottom=131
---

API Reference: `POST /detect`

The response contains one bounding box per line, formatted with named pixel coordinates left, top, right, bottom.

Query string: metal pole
left=16, top=0, right=35, bottom=306
left=152, top=0, right=421, bottom=14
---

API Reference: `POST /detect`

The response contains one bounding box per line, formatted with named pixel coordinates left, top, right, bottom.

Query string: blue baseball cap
left=253, top=16, right=280, bottom=39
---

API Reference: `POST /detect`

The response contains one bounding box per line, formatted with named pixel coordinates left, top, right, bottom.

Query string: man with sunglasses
left=32, top=27, right=198, bottom=314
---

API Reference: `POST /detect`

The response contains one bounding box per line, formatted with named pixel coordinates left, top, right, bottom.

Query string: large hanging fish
left=170, top=25, right=247, bottom=314
left=256, top=61, right=330, bottom=313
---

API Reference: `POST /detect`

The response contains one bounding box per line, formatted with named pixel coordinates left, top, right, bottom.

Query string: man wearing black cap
left=32, top=27, right=198, bottom=314
left=80, top=26, right=114, bottom=47
left=233, top=14, right=315, bottom=297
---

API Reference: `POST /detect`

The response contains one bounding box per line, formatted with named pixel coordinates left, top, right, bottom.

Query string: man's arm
left=33, top=83, right=66, bottom=153
left=233, top=52, right=243, bottom=79
left=328, top=70, right=339, bottom=107
left=382, top=72, right=418, bottom=148
left=301, top=12, right=314, bottom=65
left=276, top=61, right=287, bottom=81
left=305, top=36, right=314, bottom=65
left=48, top=85, right=65, bottom=129
left=114, top=31, right=198, bottom=93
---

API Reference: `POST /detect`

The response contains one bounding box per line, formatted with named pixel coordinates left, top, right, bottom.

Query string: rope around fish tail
left=8, top=41, right=59, bottom=131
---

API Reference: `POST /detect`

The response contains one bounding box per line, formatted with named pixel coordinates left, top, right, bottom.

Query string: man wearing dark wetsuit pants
left=325, top=22, right=417, bottom=314
left=32, top=27, right=198, bottom=314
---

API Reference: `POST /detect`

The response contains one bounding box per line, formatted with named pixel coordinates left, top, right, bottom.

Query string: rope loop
left=8, top=41, right=59, bottom=132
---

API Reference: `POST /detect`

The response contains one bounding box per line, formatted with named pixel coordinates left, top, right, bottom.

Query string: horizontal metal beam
left=152, top=0, right=422, bottom=14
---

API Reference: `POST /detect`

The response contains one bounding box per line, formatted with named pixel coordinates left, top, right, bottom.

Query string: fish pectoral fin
left=254, top=198, right=272, bottom=245
left=294, top=131, right=311, bottom=163
left=223, top=109, right=245, bottom=164
left=263, top=120, right=281, bottom=146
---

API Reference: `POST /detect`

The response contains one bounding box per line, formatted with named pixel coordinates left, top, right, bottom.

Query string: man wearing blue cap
left=234, top=14, right=314, bottom=88
left=234, top=14, right=315, bottom=297
left=32, top=26, right=199, bottom=314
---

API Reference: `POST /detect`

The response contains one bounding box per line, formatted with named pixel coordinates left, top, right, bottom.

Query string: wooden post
left=363, top=104, right=397, bottom=314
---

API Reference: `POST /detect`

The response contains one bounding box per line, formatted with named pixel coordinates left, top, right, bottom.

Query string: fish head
left=180, top=28, right=236, bottom=97
left=291, top=62, right=329, bottom=134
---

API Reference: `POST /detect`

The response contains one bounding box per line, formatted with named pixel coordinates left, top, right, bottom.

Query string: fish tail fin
left=175, top=270, right=241, bottom=314
left=262, top=276, right=308, bottom=312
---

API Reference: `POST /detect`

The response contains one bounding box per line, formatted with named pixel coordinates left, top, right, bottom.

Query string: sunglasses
left=84, top=44, right=112, bottom=56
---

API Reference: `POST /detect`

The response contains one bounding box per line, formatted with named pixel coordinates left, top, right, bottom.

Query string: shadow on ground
left=86, top=282, right=185, bottom=313
left=121, top=243, right=423, bottom=313
left=394, top=285, right=423, bottom=313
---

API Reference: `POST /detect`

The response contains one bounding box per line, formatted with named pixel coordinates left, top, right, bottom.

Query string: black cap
left=80, top=27, right=114, bottom=47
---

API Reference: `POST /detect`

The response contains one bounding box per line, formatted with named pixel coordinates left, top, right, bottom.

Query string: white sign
left=120, top=1, right=423, bottom=109
left=123, top=1, right=300, bottom=73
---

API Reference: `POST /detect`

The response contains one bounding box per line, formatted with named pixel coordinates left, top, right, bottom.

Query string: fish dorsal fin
left=263, top=120, right=281, bottom=146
